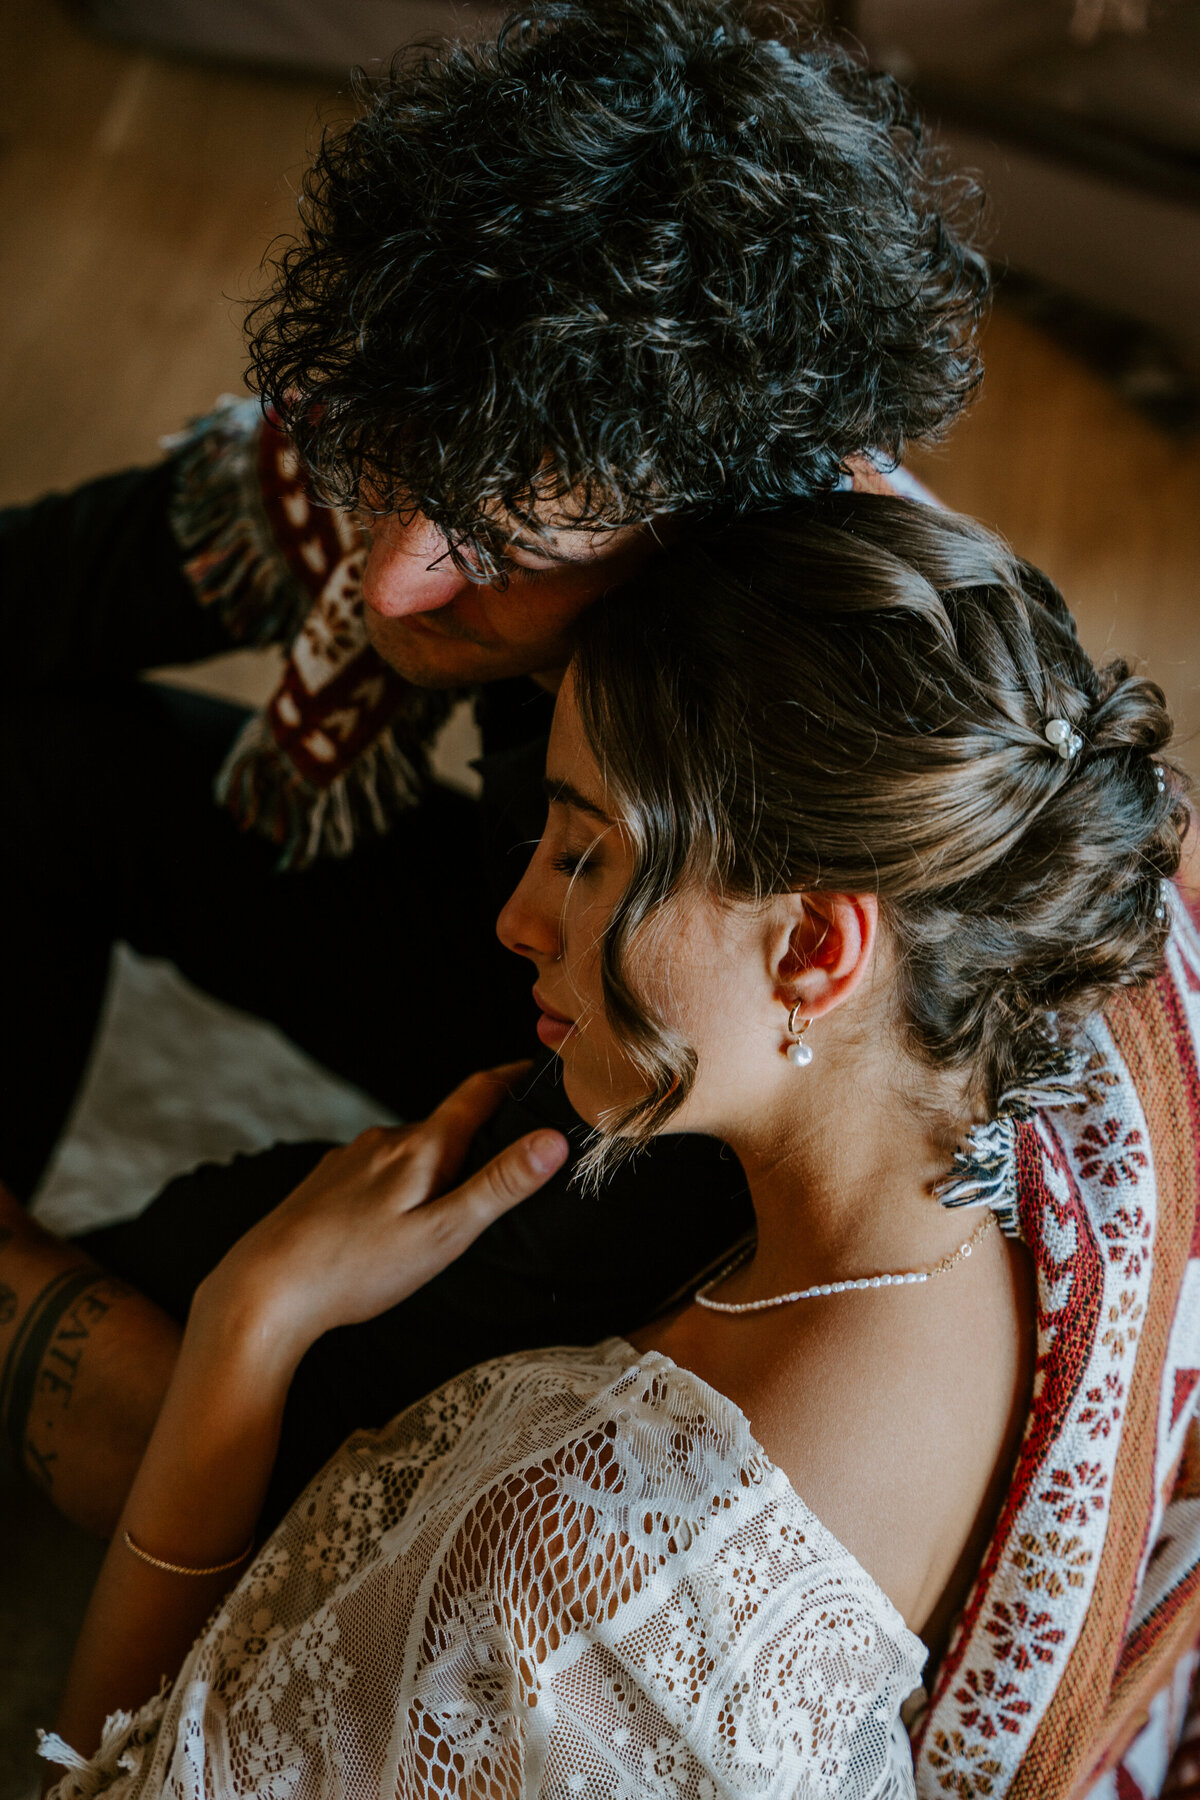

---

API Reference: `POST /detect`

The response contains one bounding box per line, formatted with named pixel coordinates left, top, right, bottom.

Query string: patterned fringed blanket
left=167, top=398, right=455, bottom=868
left=914, top=892, right=1200, bottom=1798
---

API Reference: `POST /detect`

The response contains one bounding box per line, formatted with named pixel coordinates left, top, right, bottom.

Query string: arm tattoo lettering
left=0, top=1229, right=18, bottom=1321
left=0, top=1267, right=131, bottom=1492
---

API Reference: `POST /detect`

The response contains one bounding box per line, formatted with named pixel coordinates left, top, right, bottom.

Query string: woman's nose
left=361, top=513, right=472, bottom=618
left=496, top=851, right=560, bottom=962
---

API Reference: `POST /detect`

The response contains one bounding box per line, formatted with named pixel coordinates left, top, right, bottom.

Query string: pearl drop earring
left=785, top=1001, right=813, bottom=1067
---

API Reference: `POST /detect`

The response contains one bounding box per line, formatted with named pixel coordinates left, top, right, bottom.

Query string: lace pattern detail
left=46, top=1344, right=924, bottom=1799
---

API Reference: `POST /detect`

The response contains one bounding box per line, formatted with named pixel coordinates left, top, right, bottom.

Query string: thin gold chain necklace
left=694, top=1209, right=997, bottom=1314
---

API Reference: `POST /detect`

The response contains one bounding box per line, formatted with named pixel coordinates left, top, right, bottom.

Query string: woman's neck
left=717, top=1059, right=974, bottom=1301
left=628, top=1045, right=1028, bottom=1644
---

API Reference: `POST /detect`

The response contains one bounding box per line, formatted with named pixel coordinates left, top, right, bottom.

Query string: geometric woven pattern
left=914, top=893, right=1200, bottom=1798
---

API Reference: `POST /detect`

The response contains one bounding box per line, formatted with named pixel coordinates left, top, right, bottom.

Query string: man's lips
left=389, top=610, right=443, bottom=636
left=532, top=987, right=576, bottom=1050
left=369, top=596, right=498, bottom=649
left=392, top=610, right=474, bottom=642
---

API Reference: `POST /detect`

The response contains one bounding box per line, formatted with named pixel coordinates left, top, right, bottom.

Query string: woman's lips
left=533, top=988, right=576, bottom=1051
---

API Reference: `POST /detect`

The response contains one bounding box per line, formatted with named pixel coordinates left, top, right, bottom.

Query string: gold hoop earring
left=785, top=1001, right=813, bottom=1068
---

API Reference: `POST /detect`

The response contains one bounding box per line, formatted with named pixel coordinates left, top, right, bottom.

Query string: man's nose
left=361, top=512, right=473, bottom=617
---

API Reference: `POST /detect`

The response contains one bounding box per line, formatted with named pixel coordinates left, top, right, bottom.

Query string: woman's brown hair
left=571, top=493, right=1188, bottom=1169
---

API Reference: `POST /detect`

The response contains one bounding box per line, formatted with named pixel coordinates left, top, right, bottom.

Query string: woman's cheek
left=561, top=889, right=608, bottom=985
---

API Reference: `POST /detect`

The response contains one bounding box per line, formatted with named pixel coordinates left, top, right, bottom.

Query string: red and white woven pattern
left=914, top=893, right=1200, bottom=1798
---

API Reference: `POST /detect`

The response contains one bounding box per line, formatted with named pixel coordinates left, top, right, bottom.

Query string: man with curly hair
left=0, top=0, right=986, bottom=1533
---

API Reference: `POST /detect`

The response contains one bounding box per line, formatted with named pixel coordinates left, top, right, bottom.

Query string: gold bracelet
left=122, top=1529, right=254, bottom=1577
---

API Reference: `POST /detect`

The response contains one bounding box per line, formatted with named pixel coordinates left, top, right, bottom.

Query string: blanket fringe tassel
left=165, top=395, right=312, bottom=646
left=217, top=713, right=430, bottom=869
left=934, top=1046, right=1087, bottom=1237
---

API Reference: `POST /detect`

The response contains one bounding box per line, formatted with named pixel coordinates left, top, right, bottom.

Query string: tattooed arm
left=0, top=1195, right=180, bottom=1537
left=49, top=1070, right=567, bottom=1771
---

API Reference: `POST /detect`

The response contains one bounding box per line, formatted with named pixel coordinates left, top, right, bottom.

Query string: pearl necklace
left=694, top=1209, right=996, bottom=1314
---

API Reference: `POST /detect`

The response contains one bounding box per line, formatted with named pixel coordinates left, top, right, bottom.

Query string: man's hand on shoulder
left=192, top=1064, right=569, bottom=1380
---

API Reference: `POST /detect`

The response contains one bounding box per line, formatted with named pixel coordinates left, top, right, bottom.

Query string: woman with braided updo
left=46, top=498, right=1197, bottom=1799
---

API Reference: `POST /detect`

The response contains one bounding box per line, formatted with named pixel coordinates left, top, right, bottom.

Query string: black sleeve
left=0, top=457, right=236, bottom=691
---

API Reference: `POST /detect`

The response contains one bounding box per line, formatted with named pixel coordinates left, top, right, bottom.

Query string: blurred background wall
left=844, top=0, right=1200, bottom=780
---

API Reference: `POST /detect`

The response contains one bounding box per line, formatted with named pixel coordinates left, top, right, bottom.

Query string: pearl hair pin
left=1044, top=718, right=1083, bottom=761
left=694, top=1209, right=996, bottom=1313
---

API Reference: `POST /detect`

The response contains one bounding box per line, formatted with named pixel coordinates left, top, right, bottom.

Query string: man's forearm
left=0, top=1184, right=180, bottom=1535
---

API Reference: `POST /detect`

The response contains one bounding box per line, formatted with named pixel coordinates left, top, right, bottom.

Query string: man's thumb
left=483, top=1129, right=570, bottom=1207
left=527, top=1131, right=570, bottom=1176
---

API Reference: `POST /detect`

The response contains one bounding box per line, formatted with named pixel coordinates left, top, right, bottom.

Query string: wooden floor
left=907, top=318, right=1200, bottom=779
left=1, top=0, right=1198, bottom=750
left=0, top=0, right=335, bottom=496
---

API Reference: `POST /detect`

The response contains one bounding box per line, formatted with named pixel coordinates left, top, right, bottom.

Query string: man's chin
left=363, top=610, right=484, bottom=688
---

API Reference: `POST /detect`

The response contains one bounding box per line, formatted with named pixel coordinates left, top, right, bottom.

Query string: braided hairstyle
left=570, top=494, right=1187, bottom=1163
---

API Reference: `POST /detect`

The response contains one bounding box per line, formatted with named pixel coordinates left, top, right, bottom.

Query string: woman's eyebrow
left=542, top=774, right=612, bottom=823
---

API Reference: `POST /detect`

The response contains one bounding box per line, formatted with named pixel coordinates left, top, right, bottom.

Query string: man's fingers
left=414, top=1063, right=538, bottom=1189
left=452, top=1128, right=570, bottom=1233
left=435, top=1064, right=535, bottom=1133
left=483, top=1060, right=537, bottom=1090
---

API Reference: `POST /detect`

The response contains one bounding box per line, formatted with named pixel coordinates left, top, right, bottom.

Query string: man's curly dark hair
left=246, top=0, right=988, bottom=574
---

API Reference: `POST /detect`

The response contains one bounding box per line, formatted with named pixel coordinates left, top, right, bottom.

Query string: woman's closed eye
left=539, top=774, right=615, bottom=884
left=550, top=845, right=599, bottom=878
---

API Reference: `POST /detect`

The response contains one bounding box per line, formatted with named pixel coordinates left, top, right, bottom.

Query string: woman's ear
left=773, top=892, right=878, bottom=1020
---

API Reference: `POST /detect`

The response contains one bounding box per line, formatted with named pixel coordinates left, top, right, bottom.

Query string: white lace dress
left=44, top=1341, right=925, bottom=1800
